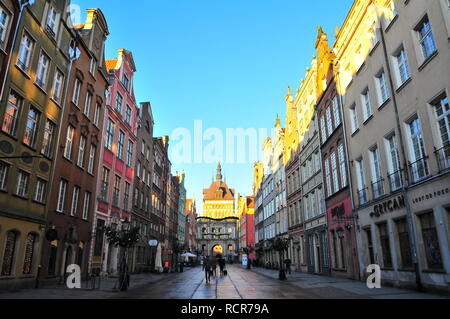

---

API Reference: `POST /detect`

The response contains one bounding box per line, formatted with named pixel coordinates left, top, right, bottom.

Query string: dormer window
left=46, top=6, right=58, bottom=38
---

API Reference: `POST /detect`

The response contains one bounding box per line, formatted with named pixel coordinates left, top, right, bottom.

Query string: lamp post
left=105, top=218, right=139, bottom=292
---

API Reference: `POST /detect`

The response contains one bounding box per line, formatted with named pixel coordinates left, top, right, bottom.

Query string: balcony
left=387, top=170, right=403, bottom=193
left=357, top=187, right=369, bottom=206
left=371, top=179, right=385, bottom=200
left=409, top=157, right=429, bottom=184
left=435, top=144, right=450, bottom=173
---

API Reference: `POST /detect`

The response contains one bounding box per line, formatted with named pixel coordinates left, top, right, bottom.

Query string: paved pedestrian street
left=2, top=265, right=446, bottom=299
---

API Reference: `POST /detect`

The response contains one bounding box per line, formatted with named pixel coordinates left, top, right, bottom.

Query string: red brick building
left=40, top=8, right=109, bottom=282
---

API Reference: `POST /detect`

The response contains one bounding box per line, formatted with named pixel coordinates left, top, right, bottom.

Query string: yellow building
left=202, top=163, right=236, bottom=219
left=252, top=161, right=263, bottom=196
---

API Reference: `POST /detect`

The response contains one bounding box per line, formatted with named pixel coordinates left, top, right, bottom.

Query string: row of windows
left=324, top=144, right=347, bottom=198
left=2, top=91, right=56, bottom=157
left=355, top=94, right=449, bottom=206
left=64, top=125, right=97, bottom=174
left=105, top=118, right=134, bottom=167
left=1, top=231, right=38, bottom=277
left=0, top=163, right=47, bottom=204
left=56, top=180, right=91, bottom=220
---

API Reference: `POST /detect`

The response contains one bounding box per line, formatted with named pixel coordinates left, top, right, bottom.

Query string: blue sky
left=75, top=0, right=353, bottom=214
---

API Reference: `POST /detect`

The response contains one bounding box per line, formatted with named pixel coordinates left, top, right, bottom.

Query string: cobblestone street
left=1, top=265, right=447, bottom=299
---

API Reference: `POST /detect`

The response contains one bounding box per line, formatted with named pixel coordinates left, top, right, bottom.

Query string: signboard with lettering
left=370, top=195, right=405, bottom=218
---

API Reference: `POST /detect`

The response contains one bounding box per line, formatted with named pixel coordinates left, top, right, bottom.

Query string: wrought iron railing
left=17, top=59, right=29, bottom=73
left=387, top=170, right=403, bottom=192
left=435, top=144, right=450, bottom=173
left=409, top=157, right=429, bottom=184
left=372, top=179, right=385, bottom=199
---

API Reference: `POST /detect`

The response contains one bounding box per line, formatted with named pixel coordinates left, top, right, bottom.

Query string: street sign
left=149, top=240, right=158, bottom=247
left=242, top=254, right=248, bottom=267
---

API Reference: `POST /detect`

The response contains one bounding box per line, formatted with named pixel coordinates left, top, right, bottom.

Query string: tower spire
left=216, top=162, right=223, bottom=182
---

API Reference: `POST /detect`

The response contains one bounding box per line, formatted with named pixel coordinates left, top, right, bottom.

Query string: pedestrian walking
left=284, top=258, right=292, bottom=275
left=204, top=258, right=212, bottom=283
left=212, top=259, right=218, bottom=277
left=219, top=258, right=225, bottom=276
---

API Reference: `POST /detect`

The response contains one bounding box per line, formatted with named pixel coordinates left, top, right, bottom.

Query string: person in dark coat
left=219, top=258, right=226, bottom=276
left=204, top=258, right=212, bottom=283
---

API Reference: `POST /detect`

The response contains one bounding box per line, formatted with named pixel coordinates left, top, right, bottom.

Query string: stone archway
left=212, top=245, right=223, bottom=256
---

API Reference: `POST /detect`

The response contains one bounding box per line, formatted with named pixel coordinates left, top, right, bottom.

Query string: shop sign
left=370, top=195, right=405, bottom=218
left=411, top=187, right=450, bottom=204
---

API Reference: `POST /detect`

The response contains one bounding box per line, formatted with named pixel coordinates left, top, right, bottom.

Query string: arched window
left=2, top=230, right=19, bottom=276
left=23, top=233, right=38, bottom=275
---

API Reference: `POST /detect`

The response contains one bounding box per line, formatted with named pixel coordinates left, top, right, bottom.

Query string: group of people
left=202, top=255, right=227, bottom=284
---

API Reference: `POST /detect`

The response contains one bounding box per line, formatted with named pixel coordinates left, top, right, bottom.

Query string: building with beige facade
left=336, top=0, right=450, bottom=293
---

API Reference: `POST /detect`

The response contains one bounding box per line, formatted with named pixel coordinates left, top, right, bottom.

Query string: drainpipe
left=377, top=9, right=423, bottom=292
left=0, top=0, right=36, bottom=100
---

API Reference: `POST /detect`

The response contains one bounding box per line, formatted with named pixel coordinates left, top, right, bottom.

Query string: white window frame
left=350, top=105, right=359, bottom=134
left=16, top=170, right=30, bottom=197
left=361, top=89, right=373, bottom=121
left=17, top=32, right=34, bottom=72
left=82, top=192, right=90, bottom=220
left=72, top=79, right=81, bottom=106
left=0, top=6, right=11, bottom=46
left=71, top=186, right=80, bottom=217
left=77, top=135, right=86, bottom=168
left=64, top=125, right=75, bottom=160
left=56, top=180, right=67, bottom=213
left=51, top=70, right=64, bottom=103
left=36, top=52, right=50, bottom=88
left=83, top=92, right=92, bottom=117
left=88, top=144, right=96, bottom=175
left=375, top=70, right=390, bottom=106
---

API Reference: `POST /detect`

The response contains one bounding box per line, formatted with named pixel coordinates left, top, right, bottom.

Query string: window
left=46, top=6, right=58, bottom=37
left=325, top=158, right=332, bottom=197
left=385, top=0, right=397, bottom=26
left=134, top=188, right=139, bottom=207
left=22, top=233, right=37, bottom=275
left=71, top=186, right=80, bottom=216
left=64, top=126, right=75, bottom=159
left=338, top=144, right=347, bottom=188
left=370, top=147, right=384, bottom=199
left=82, top=192, right=90, bottom=220
left=83, top=92, right=92, bottom=117
left=331, top=152, right=339, bottom=193
left=378, top=223, right=392, bottom=268
left=51, top=70, right=64, bottom=103
left=320, top=116, right=327, bottom=143
left=332, top=96, right=341, bottom=127
left=93, top=104, right=101, bottom=127
left=407, top=118, right=429, bottom=182
left=87, top=144, right=96, bottom=174
left=394, top=48, right=410, bottom=86
left=369, top=23, right=379, bottom=48
left=125, top=105, right=132, bottom=124
left=34, top=179, right=46, bottom=203
left=326, top=107, right=333, bottom=136
left=420, top=213, right=443, bottom=270
left=72, top=79, right=81, bottom=106
left=113, top=176, right=121, bottom=207
left=115, top=93, right=123, bottom=113
left=105, top=119, right=115, bottom=151
left=17, top=32, right=33, bottom=72
left=356, top=158, right=368, bottom=205
left=2, top=91, right=23, bottom=136
left=432, top=94, right=450, bottom=171
left=124, top=182, right=130, bottom=211
left=137, top=161, right=141, bottom=179
left=1, top=231, right=18, bottom=276
left=117, top=130, right=125, bottom=160
left=56, top=180, right=68, bottom=212
left=375, top=70, right=389, bottom=106
left=23, top=107, right=40, bottom=147
left=77, top=136, right=86, bottom=168
left=36, top=53, right=50, bottom=88
left=100, top=168, right=109, bottom=201
left=349, top=105, right=359, bottom=134
left=16, top=170, right=30, bottom=198
left=416, top=16, right=437, bottom=60
left=122, top=74, right=130, bottom=90
left=386, top=135, right=402, bottom=192
left=0, top=161, right=8, bottom=190
left=126, top=140, right=134, bottom=167
left=365, top=228, right=375, bottom=265
left=361, top=89, right=373, bottom=121
left=89, top=58, right=96, bottom=75
left=0, top=6, right=11, bottom=46
left=141, top=141, right=145, bottom=154
left=396, top=218, right=413, bottom=268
